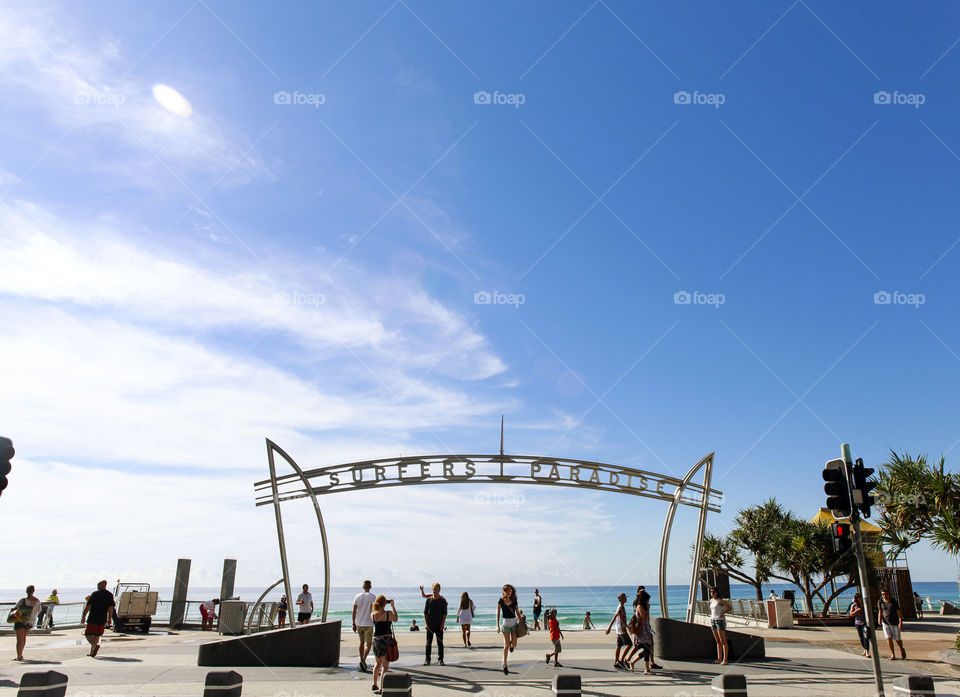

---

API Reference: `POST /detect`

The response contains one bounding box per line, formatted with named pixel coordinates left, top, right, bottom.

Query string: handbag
left=516, top=613, right=529, bottom=638
left=7, top=601, right=27, bottom=624
left=385, top=615, right=399, bottom=662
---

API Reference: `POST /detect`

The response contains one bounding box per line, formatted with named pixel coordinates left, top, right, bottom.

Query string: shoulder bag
left=385, top=613, right=399, bottom=662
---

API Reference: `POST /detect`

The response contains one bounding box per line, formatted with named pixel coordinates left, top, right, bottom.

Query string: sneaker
left=650, top=663, right=663, bottom=669
left=438, top=659, right=445, bottom=666
left=509, top=646, right=514, bottom=653
left=359, top=661, right=366, bottom=672
left=423, top=659, right=431, bottom=666
left=502, top=666, right=508, bottom=675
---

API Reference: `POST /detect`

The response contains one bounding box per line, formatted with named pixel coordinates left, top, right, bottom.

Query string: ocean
left=4, top=581, right=958, bottom=630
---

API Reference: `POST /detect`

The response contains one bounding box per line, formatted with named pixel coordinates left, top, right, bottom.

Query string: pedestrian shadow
left=94, top=657, right=142, bottom=662
left=0, top=680, right=18, bottom=688
left=13, top=659, right=62, bottom=665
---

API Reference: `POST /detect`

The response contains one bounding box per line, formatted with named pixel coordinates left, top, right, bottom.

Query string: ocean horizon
left=4, top=581, right=957, bottom=630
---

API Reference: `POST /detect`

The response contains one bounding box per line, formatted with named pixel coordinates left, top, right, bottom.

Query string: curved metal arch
left=246, top=578, right=284, bottom=635
left=266, top=438, right=331, bottom=624
left=658, top=451, right=715, bottom=620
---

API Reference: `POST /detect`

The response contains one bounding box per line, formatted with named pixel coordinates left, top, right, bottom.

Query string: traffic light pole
left=842, top=443, right=884, bottom=697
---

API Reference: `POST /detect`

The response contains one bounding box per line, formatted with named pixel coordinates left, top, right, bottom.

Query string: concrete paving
left=2, top=624, right=959, bottom=697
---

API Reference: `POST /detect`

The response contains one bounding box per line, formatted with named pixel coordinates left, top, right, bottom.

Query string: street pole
left=842, top=443, right=884, bottom=697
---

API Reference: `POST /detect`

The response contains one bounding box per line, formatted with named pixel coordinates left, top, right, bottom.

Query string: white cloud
left=0, top=2, right=270, bottom=181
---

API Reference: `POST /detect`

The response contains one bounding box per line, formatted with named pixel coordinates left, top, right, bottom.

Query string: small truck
left=113, top=582, right=158, bottom=633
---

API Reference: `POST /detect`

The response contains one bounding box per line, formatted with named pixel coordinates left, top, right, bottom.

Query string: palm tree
left=876, top=451, right=960, bottom=557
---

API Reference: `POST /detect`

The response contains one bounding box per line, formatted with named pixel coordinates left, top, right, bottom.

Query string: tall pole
left=842, top=443, right=884, bottom=697
left=499, top=415, right=504, bottom=457
left=267, top=440, right=295, bottom=630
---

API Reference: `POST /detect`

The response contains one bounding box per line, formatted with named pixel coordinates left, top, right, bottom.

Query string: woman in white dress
left=457, top=592, right=475, bottom=647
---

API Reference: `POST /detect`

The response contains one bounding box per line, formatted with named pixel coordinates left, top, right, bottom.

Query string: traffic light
left=851, top=458, right=877, bottom=518
left=823, top=458, right=851, bottom=518
left=0, top=437, right=13, bottom=496
left=831, top=521, right=852, bottom=553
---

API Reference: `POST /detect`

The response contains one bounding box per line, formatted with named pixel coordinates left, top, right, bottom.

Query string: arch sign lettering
left=254, top=440, right=722, bottom=625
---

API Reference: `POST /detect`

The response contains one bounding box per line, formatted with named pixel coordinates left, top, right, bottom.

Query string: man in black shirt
left=423, top=582, right=448, bottom=665
left=81, top=580, right=115, bottom=657
left=878, top=589, right=906, bottom=659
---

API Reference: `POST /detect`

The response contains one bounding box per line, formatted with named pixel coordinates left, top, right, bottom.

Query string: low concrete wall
left=198, top=620, right=341, bottom=667
left=652, top=617, right=765, bottom=661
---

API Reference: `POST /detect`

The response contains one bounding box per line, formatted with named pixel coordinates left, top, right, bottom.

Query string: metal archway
left=255, top=440, right=721, bottom=625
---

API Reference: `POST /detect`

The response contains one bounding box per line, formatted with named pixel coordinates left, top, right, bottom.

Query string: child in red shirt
left=545, top=608, right=564, bottom=667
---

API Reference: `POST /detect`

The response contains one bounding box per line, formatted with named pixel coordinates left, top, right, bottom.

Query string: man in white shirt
left=296, top=584, right=313, bottom=625
left=352, top=580, right=376, bottom=672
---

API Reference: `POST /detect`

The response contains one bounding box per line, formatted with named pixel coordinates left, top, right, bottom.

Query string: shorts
left=534, top=609, right=542, bottom=619
left=297, top=612, right=311, bottom=623
left=357, top=625, right=373, bottom=643
left=278, top=611, right=286, bottom=619
left=13, top=622, right=32, bottom=631
left=552, top=638, right=562, bottom=652
left=372, top=635, right=391, bottom=658
left=617, top=632, right=631, bottom=647
left=711, top=619, right=727, bottom=632
left=882, top=623, right=901, bottom=641
left=85, top=623, right=106, bottom=636
left=502, top=617, right=519, bottom=633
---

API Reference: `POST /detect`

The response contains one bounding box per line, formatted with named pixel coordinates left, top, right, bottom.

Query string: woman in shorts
left=497, top=584, right=520, bottom=674
left=709, top=587, right=733, bottom=665
left=371, top=595, right=397, bottom=694
left=12, top=585, right=41, bottom=661
left=458, top=592, right=475, bottom=647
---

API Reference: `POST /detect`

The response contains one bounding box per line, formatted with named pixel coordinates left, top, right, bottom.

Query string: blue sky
left=1, top=0, right=959, bottom=590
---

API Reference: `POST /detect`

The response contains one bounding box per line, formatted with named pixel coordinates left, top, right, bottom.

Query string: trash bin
left=218, top=601, right=249, bottom=635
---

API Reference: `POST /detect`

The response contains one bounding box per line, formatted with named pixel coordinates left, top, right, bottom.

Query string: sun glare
left=151, top=84, right=193, bottom=117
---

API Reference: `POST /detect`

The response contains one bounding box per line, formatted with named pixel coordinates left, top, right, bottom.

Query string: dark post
left=892, top=675, right=936, bottom=697
left=203, top=671, right=242, bottom=697
left=170, top=558, right=191, bottom=628
left=18, top=671, right=68, bottom=697
left=712, top=673, right=748, bottom=697
left=552, top=674, right=581, bottom=697
left=220, top=559, right=237, bottom=601
left=381, top=672, right=412, bottom=697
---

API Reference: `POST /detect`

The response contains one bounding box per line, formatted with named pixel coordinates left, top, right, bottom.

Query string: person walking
left=630, top=587, right=661, bottom=669
left=296, top=584, right=313, bottom=625
left=533, top=589, right=543, bottom=630
left=544, top=608, right=564, bottom=666
left=582, top=611, right=595, bottom=629
left=81, top=580, right=116, bottom=657
left=353, top=580, right=376, bottom=672
left=497, top=584, right=520, bottom=674
left=879, top=589, right=906, bottom=659
left=626, top=601, right=654, bottom=673
left=849, top=593, right=870, bottom=657
left=709, top=587, right=732, bottom=665
left=277, top=595, right=287, bottom=628
left=457, top=592, right=475, bottom=647
left=199, top=598, right=220, bottom=631
left=10, top=585, right=41, bottom=661
left=913, top=592, right=924, bottom=620
left=422, top=582, right=447, bottom=666
left=605, top=592, right=630, bottom=669
left=370, top=595, right=397, bottom=694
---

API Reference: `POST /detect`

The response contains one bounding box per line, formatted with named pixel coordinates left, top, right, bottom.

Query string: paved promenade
left=2, top=621, right=959, bottom=697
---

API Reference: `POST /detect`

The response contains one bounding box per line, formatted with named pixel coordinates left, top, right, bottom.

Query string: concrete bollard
left=552, top=674, right=581, bottom=697
left=17, top=671, right=68, bottom=697
left=712, top=673, right=748, bottom=697
left=892, top=675, right=936, bottom=697
left=203, top=670, right=243, bottom=697
left=381, top=672, right=412, bottom=697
